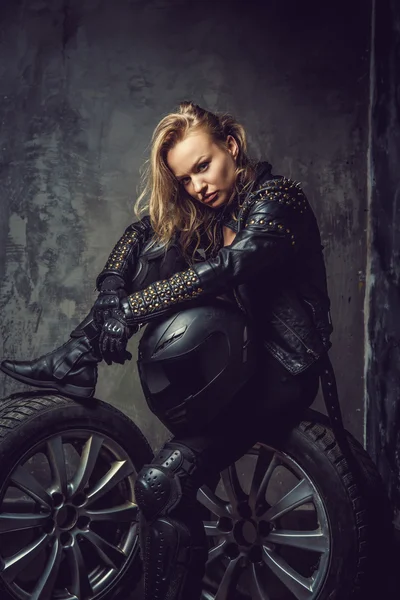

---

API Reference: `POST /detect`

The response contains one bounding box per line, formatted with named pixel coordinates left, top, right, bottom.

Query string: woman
left=1, top=102, right=332, bottom=600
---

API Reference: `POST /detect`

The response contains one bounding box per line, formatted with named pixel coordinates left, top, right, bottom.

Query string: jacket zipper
left=272, top=311, right=319, bottom=358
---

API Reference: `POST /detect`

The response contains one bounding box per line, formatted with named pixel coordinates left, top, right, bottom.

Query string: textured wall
left=366, top=0, right=400, bottom=515
left=0, top=0, right=371, bottom=450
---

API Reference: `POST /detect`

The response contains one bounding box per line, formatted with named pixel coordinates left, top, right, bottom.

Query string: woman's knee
left=134, top=441, right=202, bottom=520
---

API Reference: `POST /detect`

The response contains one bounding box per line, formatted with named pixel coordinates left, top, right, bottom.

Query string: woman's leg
left=134, top=352, right=322, bottom=600
left=133, top=408, right=259, bottom=600
left=0, top=242, right=188, bottom=398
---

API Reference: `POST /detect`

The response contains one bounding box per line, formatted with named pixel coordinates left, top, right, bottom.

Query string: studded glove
left=99, top=308, right=137, bottom=365
left=93, top=275, right=127, bottom=326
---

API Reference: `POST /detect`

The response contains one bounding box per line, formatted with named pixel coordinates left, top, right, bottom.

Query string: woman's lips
left=203, top=192, right=219, bottom=204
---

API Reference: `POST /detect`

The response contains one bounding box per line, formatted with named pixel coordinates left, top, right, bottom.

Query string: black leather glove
left=99, top=308, right=136, bottom=365
left=93, top=275, right=126, bottom=326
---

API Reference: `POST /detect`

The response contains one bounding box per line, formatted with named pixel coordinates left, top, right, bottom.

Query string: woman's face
left=167, top=130, right=239, bottom=209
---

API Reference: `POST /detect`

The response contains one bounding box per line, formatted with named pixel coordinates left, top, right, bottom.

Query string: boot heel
left=57, top=381, right=96, bottom=399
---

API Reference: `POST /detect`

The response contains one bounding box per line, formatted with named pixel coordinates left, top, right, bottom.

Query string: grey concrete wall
left=0, top=0, right=371, bottom=450
left=366, top=0, right=400, bottom=516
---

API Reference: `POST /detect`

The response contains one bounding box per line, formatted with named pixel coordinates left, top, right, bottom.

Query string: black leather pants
left=131, top=242, right=322, bottom=600
left=135, top=349, right=321, bottom=600
left=174, top=350, right=321, bottom=476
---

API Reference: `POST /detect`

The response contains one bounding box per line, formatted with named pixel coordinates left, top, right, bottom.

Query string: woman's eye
left=180, top=162, right=208, bottom=186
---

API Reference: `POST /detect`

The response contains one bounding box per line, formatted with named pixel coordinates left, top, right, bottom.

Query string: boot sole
left=0, top=363, right=95, bottom=399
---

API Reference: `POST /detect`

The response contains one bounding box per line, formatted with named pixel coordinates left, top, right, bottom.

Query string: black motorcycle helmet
left=137, top=299, right=257, bottom=435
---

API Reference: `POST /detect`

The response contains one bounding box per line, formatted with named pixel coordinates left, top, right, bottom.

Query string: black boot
left=0, top=310, right=102, bottom=398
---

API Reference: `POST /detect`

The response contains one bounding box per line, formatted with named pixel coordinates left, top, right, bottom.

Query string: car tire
left=0, top=391, right=153, bottom=600
left=199, top=408, right=394, bottom=600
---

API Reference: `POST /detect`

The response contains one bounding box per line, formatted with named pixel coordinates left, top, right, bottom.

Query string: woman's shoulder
left=242, top=176, right=311, bottom=227
left=249, top=163, right=303, bottom=200
left=251, top=176, right=306, bottom=198
left=247, top=161, right=306, bottom=203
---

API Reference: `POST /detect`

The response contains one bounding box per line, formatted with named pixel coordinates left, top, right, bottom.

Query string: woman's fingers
left=99, top=316, right=131, bottom=365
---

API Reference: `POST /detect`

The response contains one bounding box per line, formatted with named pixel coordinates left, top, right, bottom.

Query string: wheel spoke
left=65, top=538, right=92, bottom=598
left=249, top=447, right=278, bottom=512
left=214, top=555, right=243, bottom=600
left=251, top=563, right=272, bottom=600
left=31, top=538, right=63, bottom=600
left=86, top=460, right=135, bottom=505
left=203, top=521, right=220, bottom=537
left=46, top=436, right=68, bottom=496
left=206, top=539, right=227, bottom=566
left=262, top=545, right=314, bottom=600
left=80, top=529, right=127, bottom=569
left=0, top=512, right=50, bottom=533
left=69, top=435, right=104, bottom=496
left=220, top=464, right=247, bottom=512
left=86, top=501, right=138, bottom=523
left=263, top=479, right=314, bottom=522
left=266, top=528, right=329, bottom=553
left=1, top=533, right=50, bottom=582
left=10, top=465, right=52, bottom=509
left=197, top=486, right=230, bottom=518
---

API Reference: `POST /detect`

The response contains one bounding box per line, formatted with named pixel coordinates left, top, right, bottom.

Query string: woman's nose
left=192, top=177, right=206, bottom=194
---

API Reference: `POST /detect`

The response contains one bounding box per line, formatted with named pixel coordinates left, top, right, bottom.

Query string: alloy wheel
left=0, top=430, right=139, bottom=600
left=198, top=442, right=331, bottom=600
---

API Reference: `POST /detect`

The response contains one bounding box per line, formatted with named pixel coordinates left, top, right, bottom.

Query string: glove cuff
left=99, top=275, right=127, bottom=294
left=121, top=297, right=136, bottom=327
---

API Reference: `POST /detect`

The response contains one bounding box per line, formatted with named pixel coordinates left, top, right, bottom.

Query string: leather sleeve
left=95, top=215, right=153, bottom=291
left=122, top=179, right=307, bottom=324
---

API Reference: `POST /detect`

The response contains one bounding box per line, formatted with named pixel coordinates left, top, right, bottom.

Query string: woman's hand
left=93, top=290, right=122, bottom=325
left=94, top=275, right=127, bottom=326
left=99, top=309, right=135, bottom=365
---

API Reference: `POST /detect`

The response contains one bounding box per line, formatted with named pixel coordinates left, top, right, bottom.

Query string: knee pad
left=134, top=442, right=198, bottom=521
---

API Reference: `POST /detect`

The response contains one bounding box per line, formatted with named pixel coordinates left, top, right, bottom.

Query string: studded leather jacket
left=96, top=162, right=333, bottom=375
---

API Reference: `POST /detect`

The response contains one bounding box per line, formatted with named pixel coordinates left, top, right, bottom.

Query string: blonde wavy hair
left=135, top=101, right=257, bottom=263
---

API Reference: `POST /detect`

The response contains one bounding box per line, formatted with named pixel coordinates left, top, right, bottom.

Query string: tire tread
left=299, top=419, right=368, bottom=597
left=0, top=393, right=153, bottom=459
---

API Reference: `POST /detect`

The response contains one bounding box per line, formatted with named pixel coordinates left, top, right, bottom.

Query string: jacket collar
left=217, top=161, right=273, bottom=229
left=253, top=160, right=273, bottom=187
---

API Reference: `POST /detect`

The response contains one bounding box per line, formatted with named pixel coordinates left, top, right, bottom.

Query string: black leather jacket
left=97, top=162, right=332, bottom=375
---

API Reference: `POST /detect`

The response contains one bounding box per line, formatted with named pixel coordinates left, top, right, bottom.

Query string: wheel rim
left=0, top=429, right=139, bottom=600
left=198, top=442, right=331, bottom=600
